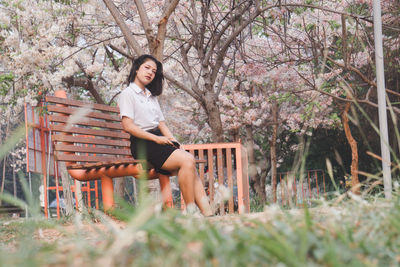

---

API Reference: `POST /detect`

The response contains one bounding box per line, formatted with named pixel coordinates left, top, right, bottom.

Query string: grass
left=0, top=193, right=399, bottom=267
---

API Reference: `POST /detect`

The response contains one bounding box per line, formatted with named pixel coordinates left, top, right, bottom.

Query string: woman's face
left=135, top=59, right=157, bottom=87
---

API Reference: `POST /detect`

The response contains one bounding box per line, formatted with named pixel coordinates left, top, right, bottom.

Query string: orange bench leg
left=159, top=174, right=174, bottom=209
left=101, top=176, right=114, bottom=211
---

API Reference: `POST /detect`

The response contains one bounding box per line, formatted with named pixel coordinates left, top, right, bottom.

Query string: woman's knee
left=162, top=150, right=194, bottom=171
left=181, top=152, right=196, bottom=169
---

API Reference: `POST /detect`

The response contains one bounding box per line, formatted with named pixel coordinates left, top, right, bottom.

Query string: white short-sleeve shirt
left=118, top=82, right=165, bottom=131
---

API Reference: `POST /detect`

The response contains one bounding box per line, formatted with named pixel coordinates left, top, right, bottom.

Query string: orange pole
left=240, top=144, right=250, bottom=213
left=315, top=170, right=320, bottom=198
left=31, top=107, right=37, bottom=172
left=236, top=145, right=245, bottom=213
left=226, top=148, right=234, bottom=214
left=95, top=180, right=99, bottom=209
left=207, top=148, right=214, bottom=202
left=101, top=176, right=114, bottom=211
left=47, top=186, right=63, bottom=190
left=286, top=172, right=290, bottom=206
left=199, top=149, right=205, bottom=184
left=217, top=148, right=224, bottom=215
left=85, top=182, right=90, bottom=210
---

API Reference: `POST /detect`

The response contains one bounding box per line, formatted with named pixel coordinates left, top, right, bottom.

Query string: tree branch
left=170, top=19, right=202, bottom=96
left=216, top=57, right=233, bottom=96
left=102, top=0, right=144, bottom=56
left=326, top=55, right=395, bottom=94
left=108, top=44, right=134, bottom=60
left=203, top=2, right=251, bottom=66
left=74, top=61, right=105, bottom=104
left=134, top=0, right=155, bottom=51
left=210, top=6, right=266, bottom=86
left=53, top=35, right=123, bottom=68
left=104, top=45, right=119, bottom=71
left=154, top=0, right=180, bottom=60
left=164, top=72, right=201, bottom=103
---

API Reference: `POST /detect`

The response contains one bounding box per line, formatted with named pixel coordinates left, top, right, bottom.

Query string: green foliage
left=329, top=112, right=340, bottom=124
left=327, top=20, right=341, bottom=30
left=0, top=73, right=14, bottom=96
left=346, top=2, right=370, bottom=17
left=250, top=195, right=266, bottom=212
left=305, top=23, right=315, bottom=32
left=278, top=128, right=350, bottom=188
left=277, top=92, right=297, bottom=105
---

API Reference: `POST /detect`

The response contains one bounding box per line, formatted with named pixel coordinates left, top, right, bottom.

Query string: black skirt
left=130, top=127, right=177, bottom=175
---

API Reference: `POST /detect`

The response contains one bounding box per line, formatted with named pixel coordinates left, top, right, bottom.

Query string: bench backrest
left=45, top=96, right=131, bottom=166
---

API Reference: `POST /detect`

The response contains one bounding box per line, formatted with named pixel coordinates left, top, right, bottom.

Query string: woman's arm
left=158, top=121, right=176, bottom=140
left=122, top=117, right=173, bottom=145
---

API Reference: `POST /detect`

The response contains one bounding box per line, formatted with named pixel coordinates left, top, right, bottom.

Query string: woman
left=118, top=54, right=212, bottom=216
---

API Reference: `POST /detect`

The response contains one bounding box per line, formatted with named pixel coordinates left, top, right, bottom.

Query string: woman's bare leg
left=161, top=149, right=212, bottom=216
left=194, top=175, right=213, bottom=216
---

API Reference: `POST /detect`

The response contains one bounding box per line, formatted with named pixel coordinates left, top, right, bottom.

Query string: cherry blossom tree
left=1, top=0, right=399, bottom=204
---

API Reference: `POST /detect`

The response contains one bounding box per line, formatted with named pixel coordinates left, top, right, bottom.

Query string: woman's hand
left=157, top=122, right=180, bottom=148
left=154, top=136, right=175, bottom=146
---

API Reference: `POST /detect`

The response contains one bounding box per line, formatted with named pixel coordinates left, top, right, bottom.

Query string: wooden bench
left=45, top=90, right=174, bottom=211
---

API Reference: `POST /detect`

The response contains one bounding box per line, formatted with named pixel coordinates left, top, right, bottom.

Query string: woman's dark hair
left=127, top=54, right=164, bottom=96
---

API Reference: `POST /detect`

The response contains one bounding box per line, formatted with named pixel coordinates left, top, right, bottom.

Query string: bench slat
left=46, top=96, right=120, bottom=113
left=66, top=159, right=146, bottom=170
left=47, top=105, right=120, bottom=122
left=56, top=154, right=130, bottom=162
left=49, top=115, right=124, bottom=130
left=50, top=124, right=130, bottom=139
left=52, top=135, right=130, bottom=147
left=54, top=144, right=131, bottom=155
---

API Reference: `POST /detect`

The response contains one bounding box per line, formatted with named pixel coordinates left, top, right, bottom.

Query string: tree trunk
left=270, top=100, right=278, bottom=203
left=58, top=162, right=74, bottom=216
left=245, top=126, right=266, bottom=203
left=13, top=166, right=16, bottom=198
left=0, top=156, right=6, bottom=196
left=75, top=181, right=85, bottom=212
left=114, top=177, right=125, bottom=204
left=342, top=101, right=360, bottom=194
left=203, top=92, right=224, bottom=142
left=132, top=177, right=138, bottom=205
left=0, top=118, right=10, bottom=205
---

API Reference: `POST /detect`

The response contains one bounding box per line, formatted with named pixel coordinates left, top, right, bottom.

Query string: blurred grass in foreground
left=1, top=193, right=399, bottom=267
left=1, top=102, right=399, bottom=266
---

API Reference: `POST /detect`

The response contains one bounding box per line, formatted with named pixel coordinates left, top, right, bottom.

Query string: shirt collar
left=130, top=82, right=152, bottom=98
